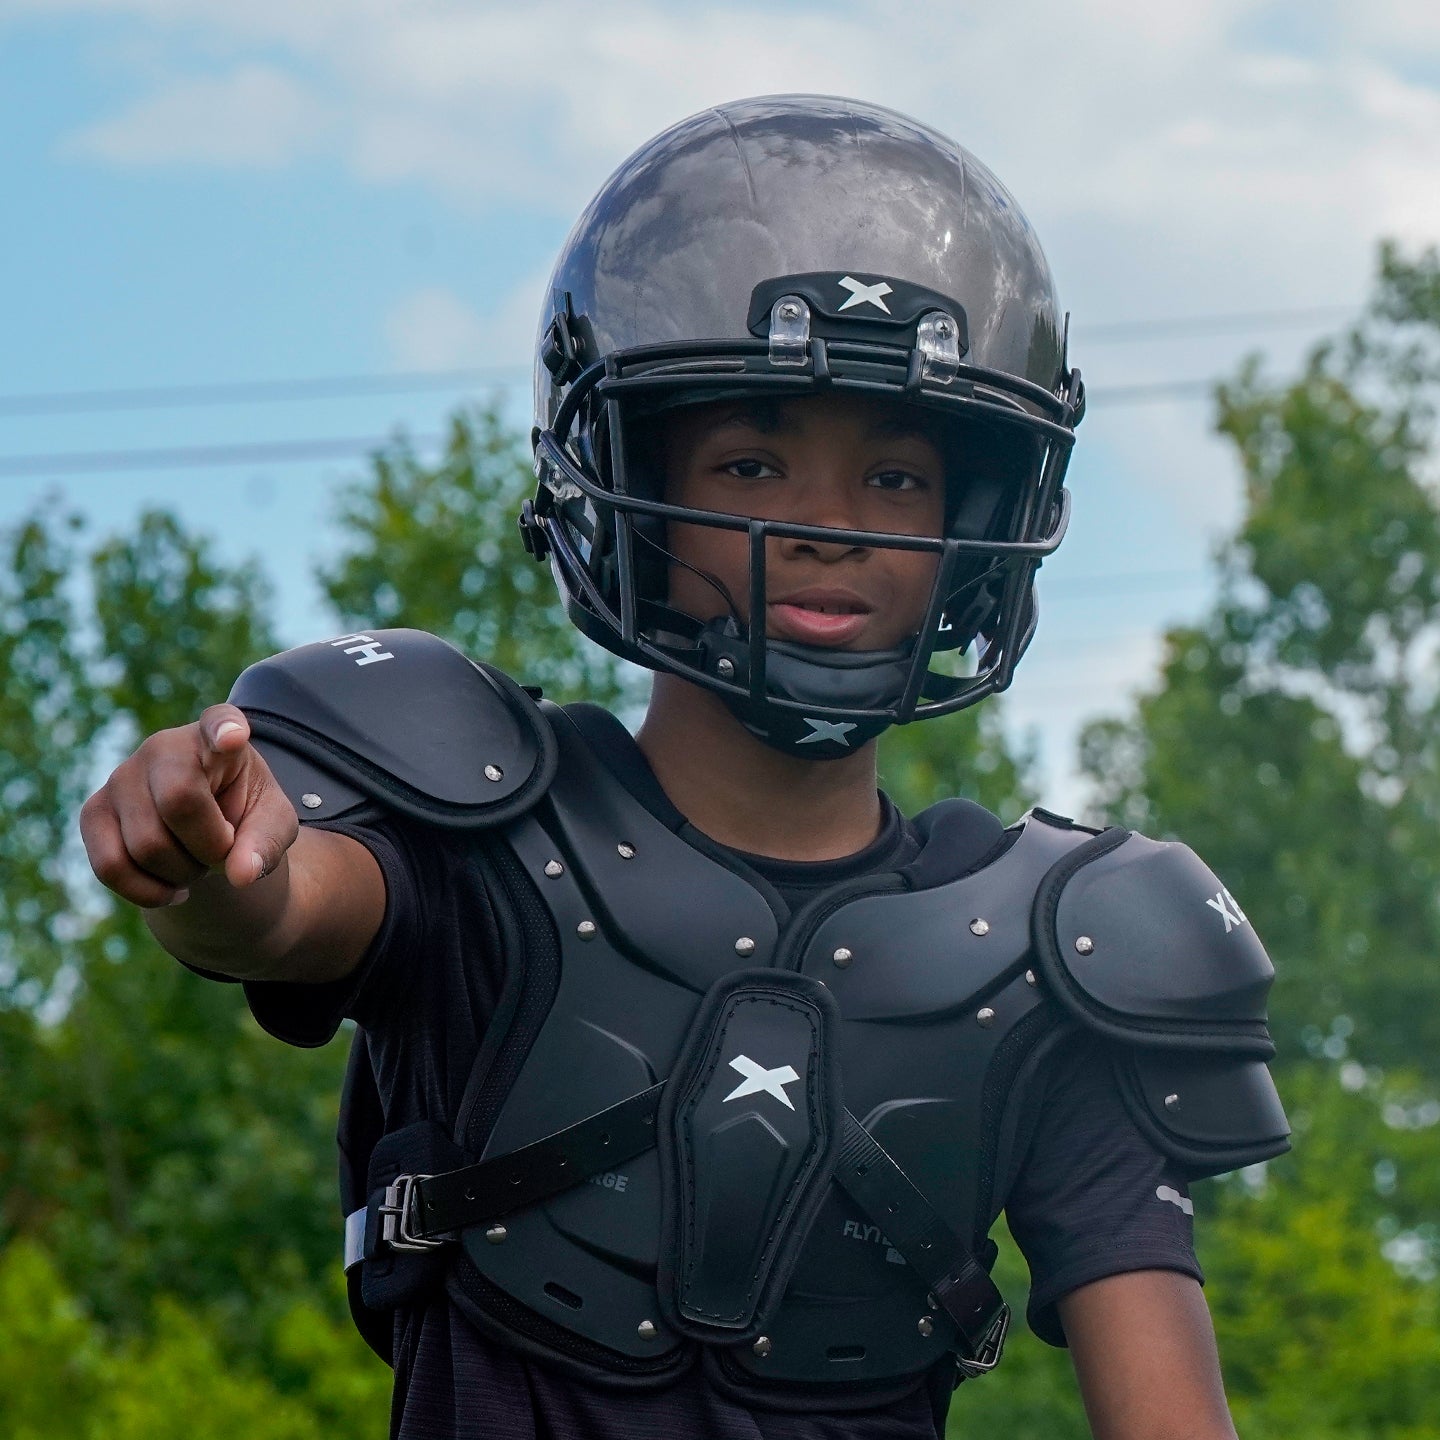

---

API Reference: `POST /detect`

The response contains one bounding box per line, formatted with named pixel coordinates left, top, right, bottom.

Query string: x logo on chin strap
left=797, top=716, right=858, bottom=746
left=837, top=276, right=894, bottom=313
left=723, top=1054, right=801, bottom=1110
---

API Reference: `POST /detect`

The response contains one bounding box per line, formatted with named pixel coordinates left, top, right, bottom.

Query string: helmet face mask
left=523, top=95, right=1084, bottom=758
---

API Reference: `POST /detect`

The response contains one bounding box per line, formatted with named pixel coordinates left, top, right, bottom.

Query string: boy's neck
left=635, top=673, right=885, bottom=862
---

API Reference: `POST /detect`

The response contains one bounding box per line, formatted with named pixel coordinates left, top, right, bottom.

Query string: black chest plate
left=457, top=712, right=1087, bottom=1388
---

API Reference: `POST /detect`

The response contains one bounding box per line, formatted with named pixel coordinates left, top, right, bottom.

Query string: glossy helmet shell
left=524, top=94, right=1083, bottom=756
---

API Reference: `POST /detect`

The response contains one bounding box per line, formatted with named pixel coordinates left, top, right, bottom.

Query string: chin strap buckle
left=916, top=309, right=963, bottom=384
left=768, top=295, right=811, bottom=367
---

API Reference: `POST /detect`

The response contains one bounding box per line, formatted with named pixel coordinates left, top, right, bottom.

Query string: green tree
left=2, top=504, right=363, bottom=1362
left=1081, top=246, right=1440, bottom=1076
left=319, top=405, right=639, bottom=709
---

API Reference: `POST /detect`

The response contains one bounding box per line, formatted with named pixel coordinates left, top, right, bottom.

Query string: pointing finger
left=223, top=770, right=300, bottom=888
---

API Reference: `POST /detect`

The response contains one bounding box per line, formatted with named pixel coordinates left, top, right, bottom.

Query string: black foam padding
left=658, top=970, right=843, bottom=1342
left=1117, top=1051, right=1291, bottom=1178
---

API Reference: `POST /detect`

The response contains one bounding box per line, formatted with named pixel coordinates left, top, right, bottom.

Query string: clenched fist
left=80, top=703, right=300, bottom=909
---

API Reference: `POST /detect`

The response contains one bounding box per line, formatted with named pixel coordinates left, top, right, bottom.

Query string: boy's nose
left=773, top=474, right=870, bottom=556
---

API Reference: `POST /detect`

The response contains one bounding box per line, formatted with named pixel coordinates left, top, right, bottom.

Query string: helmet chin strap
left=696, top=618, right=913, bottom=760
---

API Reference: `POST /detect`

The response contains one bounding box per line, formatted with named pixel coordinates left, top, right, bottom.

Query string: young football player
left=81, top=95, right=1289, bottom=1440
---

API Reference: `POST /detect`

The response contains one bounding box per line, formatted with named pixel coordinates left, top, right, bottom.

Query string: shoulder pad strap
left=230, top=628, right=556, bottom=829
left=1031, top=828, right=1275, bottom=1057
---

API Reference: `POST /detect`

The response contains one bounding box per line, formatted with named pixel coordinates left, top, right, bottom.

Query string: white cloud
left=384, top=286, right=488, bottom=369
left=63, top=63, right=333, bottom=167
left=383, top=268, right=549, bottom=371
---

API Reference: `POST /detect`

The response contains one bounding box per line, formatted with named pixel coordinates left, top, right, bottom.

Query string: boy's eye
left=723, top=458, right=780, bottom=480
left=867, top=469, right=926, bottom=493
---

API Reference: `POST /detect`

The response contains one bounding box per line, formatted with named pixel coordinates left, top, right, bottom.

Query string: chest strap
left=348, top=1081, right=1007, bottom=1373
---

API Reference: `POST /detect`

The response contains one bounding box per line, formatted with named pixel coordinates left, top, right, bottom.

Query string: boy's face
left=657, top=394, right=948, bottom=653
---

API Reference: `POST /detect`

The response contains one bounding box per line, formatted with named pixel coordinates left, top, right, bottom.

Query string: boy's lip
left=767, top=588, right=875, bottom=646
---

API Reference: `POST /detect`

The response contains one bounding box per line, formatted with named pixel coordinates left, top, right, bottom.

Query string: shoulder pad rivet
left=832, top=947, right=853, bottom=968
left=976, top=1007, right=996, bottom=1027
left=300, top=793, right=323, bottom=810
left=918, top=1316, right=935, bottom=1338
left=1025, top=969, right=1038, bottom=986
left=637, top=1319, right=658, bottom=1341
left=617, top=843, right=636, bottom=859
left=544, top=860, right=564, bottom=877
left=484, top=764, right=504, bottom=782
left=717, top=657, right=736, bottom=679
left=735, top=936, right=756, bottom=956
left=485, top=1224, right=507, bottom=1244
left=753, top=1335, right=772, bottom=1357
left=577, top=920, right=598, bottom=940
left=1074, top=935, right=1095, bottom=955
left=969, top=917, right=990, bottom=936
left=1164, top=1093, right=1180, bottom=1110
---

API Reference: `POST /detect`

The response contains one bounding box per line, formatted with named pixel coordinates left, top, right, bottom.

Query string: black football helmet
left=522, top=94, right=1084, bottom=757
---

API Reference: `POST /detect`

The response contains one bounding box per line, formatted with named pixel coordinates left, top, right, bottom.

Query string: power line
left=1079, top=304, right=1356, bottom=342
left=0, top=434, right=439, bottom=479
left=0, top=303, right=1359, bottom=421
left=0, top=369, right=520, bottom=420
left=0, top=376, right=1243, bottom=480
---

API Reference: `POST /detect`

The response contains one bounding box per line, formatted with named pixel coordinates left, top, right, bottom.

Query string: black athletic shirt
left=234, top=706, right=1203, bottom=1440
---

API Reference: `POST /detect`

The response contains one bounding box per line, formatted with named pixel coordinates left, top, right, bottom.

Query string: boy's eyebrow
left=705, top=404, right=941, bottom=446
left=707, top=403, right=790, bottom=436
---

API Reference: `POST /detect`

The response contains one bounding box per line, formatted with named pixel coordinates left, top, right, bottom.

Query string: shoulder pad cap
left=1032, top=828, right=1275, bottom=1056
left=230, top=628, right=556, bottom=828
left=1031, top=827, right=1290, bottom=1177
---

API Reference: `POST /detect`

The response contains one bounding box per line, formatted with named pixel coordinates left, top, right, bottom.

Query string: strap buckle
left=956, top=1303, right=1010, bottom=1379
left=378, top=1174, right=446, bottom=1253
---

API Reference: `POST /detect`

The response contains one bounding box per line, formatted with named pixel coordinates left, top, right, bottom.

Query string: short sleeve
left=238, top=817, right=428, bottom=1048
left=1003, top=1029, right=1204, bottom=1347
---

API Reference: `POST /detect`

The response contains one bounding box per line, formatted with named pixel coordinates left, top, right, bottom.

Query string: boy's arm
left=80, top=702, right=385, bottom=984
left=1059, top=1270, right=1238, bottom=1440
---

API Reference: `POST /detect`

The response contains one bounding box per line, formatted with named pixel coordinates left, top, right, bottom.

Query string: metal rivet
left=832, top=947, right=853, bottom=968
left=778, top=301, right=800, bottom=320
left=484, top=764, right=504, bottom=783
left=1025, top=969, right=1038, bottom=986
left=935, top=320, right=952, bottom=338
left=1075, top=936, right=1095, bottom=955
left=927, top=1293, right=939, bottom=1312
left=617, top=843, right=636, bottom=860
left=577, top=920, right=597, bottom=940
left=300, top=793, right=323, bottom=810
left=544, top=860, right=564, bottom=878
left=918, top=1316, right=935, bottom=1338
left=969, top=918, right=990, bottom=937
left=753, top=1335, right=772, bottom=1357
left=717, top=657, right=736, bottom=679
left=976, top=1007, right=996, bottom=1027
left=637, top=1319, right=658, bottom=1341
left=1164, top=1093, right=1180, bottom=1111
left=735, top=936, right=756, bottom=956
left=485, top=1224, right=507, bottom=1244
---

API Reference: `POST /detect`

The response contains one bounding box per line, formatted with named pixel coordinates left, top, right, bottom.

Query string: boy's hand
left=80, top=705, right=300, bottom=908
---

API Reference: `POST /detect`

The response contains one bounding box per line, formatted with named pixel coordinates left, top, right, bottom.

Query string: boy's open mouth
left=768, top=589, right=875, bottom=646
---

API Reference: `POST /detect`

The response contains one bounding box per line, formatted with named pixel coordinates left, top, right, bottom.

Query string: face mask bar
left=528, top=331, right=1083, bottom=727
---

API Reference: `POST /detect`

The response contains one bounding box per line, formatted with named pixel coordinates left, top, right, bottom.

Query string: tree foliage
left=5, top=261, right=1440, bottom=1434
left=1082, top=246, right=1440, bottom=1077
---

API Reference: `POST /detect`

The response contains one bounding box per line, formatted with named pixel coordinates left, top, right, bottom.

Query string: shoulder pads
left=230, top=628, right=557, bottom=829
left=1032, top=827, right=1291, bottom=1177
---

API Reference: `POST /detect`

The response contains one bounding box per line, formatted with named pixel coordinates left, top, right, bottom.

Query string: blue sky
left=3, top=0, right=1438, bottom=808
